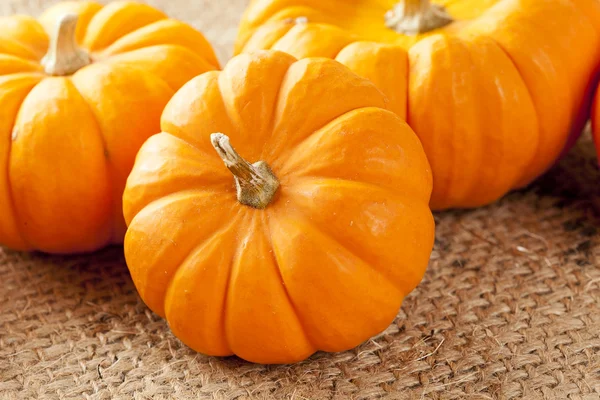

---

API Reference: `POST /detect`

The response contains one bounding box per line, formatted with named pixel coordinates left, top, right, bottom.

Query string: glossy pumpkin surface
left=123, top=50, right=435, bottom=364
left=235, top=0, right=600, bottom=210
left=0, top=1, right=219, bottom=253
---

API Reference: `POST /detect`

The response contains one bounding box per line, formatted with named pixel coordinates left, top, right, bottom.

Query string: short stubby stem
left=42, top=14, right=91, bottom=76
left=210, top=133, right=280, bottom=209
left=385, top=0, right=453, bottom=35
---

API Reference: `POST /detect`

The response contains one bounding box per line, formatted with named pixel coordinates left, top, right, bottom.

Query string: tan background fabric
left=1, top=0, right=600, bottom=399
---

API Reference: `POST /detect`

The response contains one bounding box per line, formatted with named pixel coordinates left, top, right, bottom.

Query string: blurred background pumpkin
left=0, top=0, right=219, bottom=253
left=235, top=0, right=600, bottom=210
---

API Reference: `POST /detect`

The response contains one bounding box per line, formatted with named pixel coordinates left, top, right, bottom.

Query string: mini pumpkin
left=123, top=50, right=435, bottom=364
left=0, top=1, right=219, bottom=253
left=235, top=0, right=600, bottom=210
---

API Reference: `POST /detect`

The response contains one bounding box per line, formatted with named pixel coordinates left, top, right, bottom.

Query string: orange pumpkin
left=123, top=50, right=435, bottom=364
left=235, top=0, right=600, bottom=210
left=0, top=1, right=219, bottom=253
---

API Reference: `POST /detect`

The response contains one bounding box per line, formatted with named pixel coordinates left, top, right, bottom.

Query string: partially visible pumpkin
left=0, top=1, right=219, bottom=253
left=122, top=50, right=435, bottom=364
left=235, top=0, right=600, bottom=210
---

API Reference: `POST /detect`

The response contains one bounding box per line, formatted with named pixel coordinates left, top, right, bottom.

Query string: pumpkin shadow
left=523, top=130, right=600, bottom=222
left=427, top=130, right=600, bottom=279
left=17, top=244, right=130, bottom=288
left=1, top=244, right=139, bottom=317
left=435, top=129, right=600, bottom=229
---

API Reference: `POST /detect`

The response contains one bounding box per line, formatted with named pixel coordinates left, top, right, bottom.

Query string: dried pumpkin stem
left=210, top=133, right=280, bottom=209
left=42, top=14, right=91, bottom=76
left=385, top=0, right=453, bottom=35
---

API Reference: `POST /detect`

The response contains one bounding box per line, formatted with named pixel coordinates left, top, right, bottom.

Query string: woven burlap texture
left=1, top=0, right=600, bottom=399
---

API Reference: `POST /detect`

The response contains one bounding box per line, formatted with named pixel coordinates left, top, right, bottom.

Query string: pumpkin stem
left=42, top=14, right=91, bottom=76
left=385, top=0, right=453, bottom=35
left=210, top=133, right=280, bottom=209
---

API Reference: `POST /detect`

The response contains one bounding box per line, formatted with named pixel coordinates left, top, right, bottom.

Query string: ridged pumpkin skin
left=123, top=50, right=435, bottom=364
left=235, top=0, right=600, bottom=210
left=0, top=1, right=219, bottom=253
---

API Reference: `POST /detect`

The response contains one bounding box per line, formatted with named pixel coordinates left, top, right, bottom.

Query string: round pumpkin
left=122, top=50, right=435, bottom=364
left=0, top=1, right=219, bottom=253
left=235, top=0, right=600, bottom=210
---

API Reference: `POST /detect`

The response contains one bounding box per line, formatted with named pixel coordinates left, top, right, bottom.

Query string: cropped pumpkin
left=0, top=1, right=219, bottom=253
left=123, top=50, right=435, bottom=364
left=235, top=0, right=600, bottom=210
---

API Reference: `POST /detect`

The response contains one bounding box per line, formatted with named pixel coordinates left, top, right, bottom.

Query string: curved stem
left=385, top=0, right=453, bottom=35
left=42, top=14, right=91, bottom=76
left=210, top=133, right=280, bottom=209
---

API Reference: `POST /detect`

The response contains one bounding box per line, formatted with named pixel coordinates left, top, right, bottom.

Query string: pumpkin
left=235, top=0, right=600, bottom=210
left=0, top=1, right=219, bottom=253
left=122, top=50, right=435, bottom=364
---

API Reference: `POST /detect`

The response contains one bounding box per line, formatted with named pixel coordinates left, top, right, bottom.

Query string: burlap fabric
left=1, top=0, right=600, bottom=399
